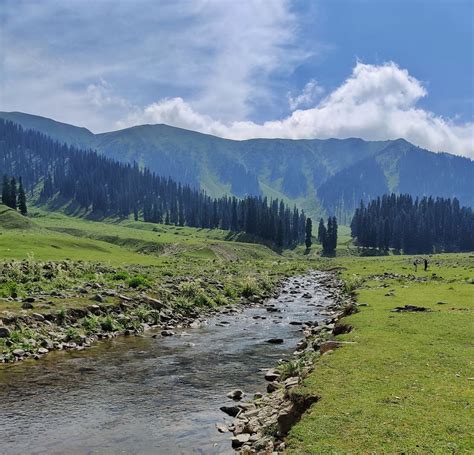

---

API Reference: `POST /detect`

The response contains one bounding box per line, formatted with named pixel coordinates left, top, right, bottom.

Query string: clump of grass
left=82, top=315, right=100, bottom=334
left=99, top=315, right=121, bottom=332
left=0, top=281, right=18, bottom=298
left=65, top=327, right=82, bottom=343
left=343, top=276, right=364, bottom=294
left=56, top=307, right=67, bottom=325
left=278, top=358, right=306, bottom=381
left=241, top=277, right=258, bottom=298
left=127, top=274, right=150, bottom=289
left=110, top=271, right=129, bottom=281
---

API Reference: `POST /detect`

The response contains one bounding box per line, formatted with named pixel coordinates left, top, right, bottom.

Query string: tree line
left=351, top=193, right=474, bottom=253
left=0, top=119, right=307, bottom=247
left=1, top=175, right=27, bottom=215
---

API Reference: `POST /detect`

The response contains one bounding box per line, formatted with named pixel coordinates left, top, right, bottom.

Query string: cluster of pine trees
left=0, top=119, right=307, bottom=247
left=351, top=193, right=474, bottom=253
left=317, top=217, right=338, bottom=255
left=1, top=175, right=27, bottom=215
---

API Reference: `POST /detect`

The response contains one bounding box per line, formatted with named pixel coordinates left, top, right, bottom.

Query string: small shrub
left=82, top=316, right=99, bottom=334
left=100, top=315, right=121, bottom=332
left=111, top=271, right=129, bottom=281
left=57, top=308, right=67, bottom=325
left=128, top=274, right=150, bottom=289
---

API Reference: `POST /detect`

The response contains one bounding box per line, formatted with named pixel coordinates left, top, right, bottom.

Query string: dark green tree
left=305, top=217, right=312, bottom=249
left=18, top=178, right=27, bottom=216
left=2, top=175, right=10, bottom=207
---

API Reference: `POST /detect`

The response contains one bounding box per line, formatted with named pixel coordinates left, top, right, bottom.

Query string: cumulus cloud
left=287, top=80, right=324, bottom=110
left=119, top=62, right=473, bottom=157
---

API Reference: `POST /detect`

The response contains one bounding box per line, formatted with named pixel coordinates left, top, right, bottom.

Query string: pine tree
left=318, top=218, right=326, bottom=244
left=305, top=217, right=312, bottom=249
left=18, top=178, right=28, bottom=216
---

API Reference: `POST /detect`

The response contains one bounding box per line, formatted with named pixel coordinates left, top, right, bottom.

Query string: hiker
left=413, top=259, right=418, bottom=272
left=424, top=258, right=429, bottom=271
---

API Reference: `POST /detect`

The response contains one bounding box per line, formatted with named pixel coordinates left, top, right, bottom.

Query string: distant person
left=424, top=258, right=429, bottom=271
left=413, top=259, right=418, bottom=272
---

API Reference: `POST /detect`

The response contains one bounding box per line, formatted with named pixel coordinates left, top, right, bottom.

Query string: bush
left=111, top=271, right=129, bottom=281
left=99, top=315, right=122, bottom=332
left=127, top=274, right=150, bottom=289
left=82, top=315, right=99, bottom=334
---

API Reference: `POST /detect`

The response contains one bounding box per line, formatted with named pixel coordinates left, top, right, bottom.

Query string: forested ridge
left=351, top=193, right=474, bottom=253
left=0, top=119, right=307, bottom=247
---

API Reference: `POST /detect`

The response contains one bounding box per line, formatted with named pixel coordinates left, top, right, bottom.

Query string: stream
left=0, top=271, right=335, bottom=455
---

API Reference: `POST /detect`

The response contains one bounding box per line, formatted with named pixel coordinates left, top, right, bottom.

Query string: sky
left=1, top=0, right=473, bottom=157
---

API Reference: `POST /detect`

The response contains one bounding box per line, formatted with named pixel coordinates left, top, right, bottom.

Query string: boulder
left=0, top=327, right=10, bottom=338
left=21, top=302, right=34, bottom=310
left=220, top=405, right=241, bottom=417
left=91, top=294, right=105, bottom=303
left=267, top=382, right=280, bottom=393
left=266, top=338, right=284, bottom=344
left=227, top=389, right=244, bottom=400
left=264, top=369, right=280, bottom=381
left=12, top=348, right=25, bottom=357
left=161, top=330, right=175, bottom=337
left=231, top=433, right=250, bottom=448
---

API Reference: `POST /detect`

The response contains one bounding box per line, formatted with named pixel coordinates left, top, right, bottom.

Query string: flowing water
left=0, top=272, right=334, bottom=455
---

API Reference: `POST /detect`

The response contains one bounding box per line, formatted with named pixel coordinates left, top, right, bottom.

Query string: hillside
left=1, top=111, right=473, bottom=219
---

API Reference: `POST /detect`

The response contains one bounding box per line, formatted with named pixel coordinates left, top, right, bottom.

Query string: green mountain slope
left=1, top=111, right=472, bottom=219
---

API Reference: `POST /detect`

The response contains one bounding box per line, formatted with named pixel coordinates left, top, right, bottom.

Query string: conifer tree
left=318, top=218, right=326, bottom=244
left=305, top=217, right=312, bottom=249
left=18, top=178, right=27, bottom=216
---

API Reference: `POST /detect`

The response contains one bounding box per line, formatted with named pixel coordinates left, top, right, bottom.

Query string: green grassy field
left=287, top=253, right=474, bottom=453
left=1, top=205, right=473, bottom=451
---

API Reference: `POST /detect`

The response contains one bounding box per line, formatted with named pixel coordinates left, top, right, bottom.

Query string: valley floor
left=1, top=207, right=472, bottom=452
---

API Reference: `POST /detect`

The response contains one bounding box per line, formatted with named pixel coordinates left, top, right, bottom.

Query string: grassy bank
left=0, top=206, right=311, bottom=360
left=287, top=253, right=474, bottom=453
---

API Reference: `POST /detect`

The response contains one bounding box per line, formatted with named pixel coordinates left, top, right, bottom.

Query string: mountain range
left=1, top=111, right=472, bottom=221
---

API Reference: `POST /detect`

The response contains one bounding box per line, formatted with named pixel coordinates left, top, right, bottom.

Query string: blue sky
left=1, top=0, right=473, bottom=157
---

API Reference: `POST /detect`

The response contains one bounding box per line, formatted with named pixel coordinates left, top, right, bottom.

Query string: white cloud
left=1, top=0, right=303, bottom=129
left=287, top=79, right=324, bottom=110
left=119, top=62, right=473, bottom=158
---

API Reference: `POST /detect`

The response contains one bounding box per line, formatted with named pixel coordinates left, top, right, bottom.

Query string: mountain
left=1, top=111, right=473, bottom=220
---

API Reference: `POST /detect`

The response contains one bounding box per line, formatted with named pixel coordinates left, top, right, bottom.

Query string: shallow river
left=0, top=272, right=334, bottom=455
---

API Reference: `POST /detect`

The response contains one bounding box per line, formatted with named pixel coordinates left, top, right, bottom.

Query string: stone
left=91, top=294, right=105, bottom=303
left=216, top=424, right=228, bottom=433
left=284, top=377, right=300, bottom=389
left=161, top=330, right=175, bottom=336
left=32, top=313, right=45, bottom=321
left=254, top=392, right=263, bottom=399
left=231, top=433, right=250, bottom=448
left=220, top=406, right=241, bottom=417
left=0, top=327, right=10, bottom=338
left=392, top=305, right=430, bottom=312
left=302, top=292, right=312, bottom=299
left=289, top=321, right=302, bottom=325
left=267, top=382, right=280, bottom=393
left=266, top=338, right=284, bottom=344
left=21, top=302, right=34, bottom=310
left=12, top=349, right=25, bottom=357
left=23, top=297, right=35, bottom=303
left=37, top=347, right=49, bottom=355
left=264, top=370, right=280, bottom=381
left=227, top=389, right=244, bottom=400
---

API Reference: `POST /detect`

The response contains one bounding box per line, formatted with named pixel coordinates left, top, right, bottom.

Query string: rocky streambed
left=0, top=271, right=350, bottom=454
